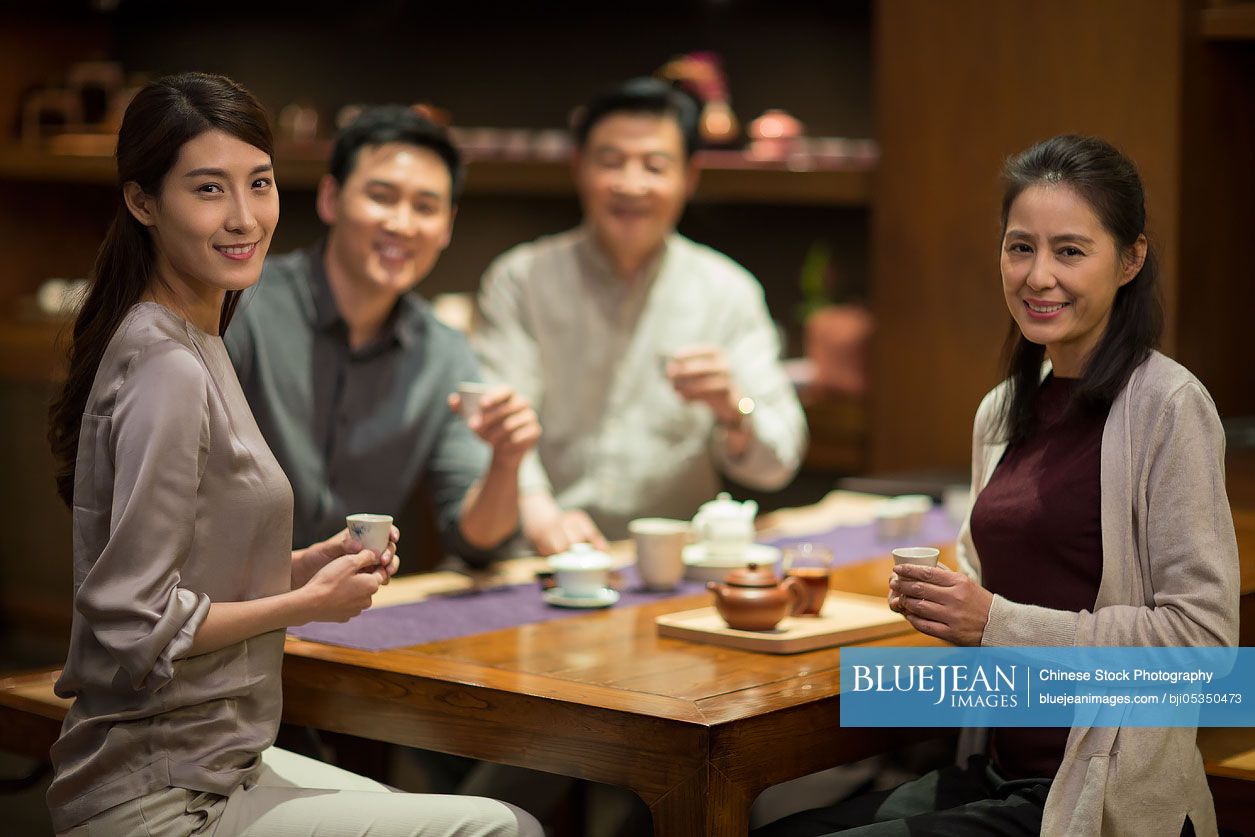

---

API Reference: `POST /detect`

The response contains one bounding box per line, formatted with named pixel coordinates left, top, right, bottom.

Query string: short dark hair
left=996, top=134, right=1163, bottom=446
left=572, top=77, right=701, bottom=159
left=328, top=105, right=464, bottom=202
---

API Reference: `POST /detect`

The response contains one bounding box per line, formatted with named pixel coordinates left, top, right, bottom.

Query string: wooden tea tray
left=655, top=591, right=911, bottom=654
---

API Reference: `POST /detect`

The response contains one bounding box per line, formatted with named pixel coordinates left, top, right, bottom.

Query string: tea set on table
left=543, top=493, right=811, bottom=628
left=541, top=492, right=946, bottom=639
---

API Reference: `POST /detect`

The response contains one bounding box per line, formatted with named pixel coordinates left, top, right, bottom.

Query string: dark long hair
left=996, top=135, right=1163, bottom=446
left=48, top=72, right=274, bottom=507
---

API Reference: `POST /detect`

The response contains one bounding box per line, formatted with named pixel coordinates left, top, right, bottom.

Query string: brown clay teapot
left=707, top=563, right=806, bottom=631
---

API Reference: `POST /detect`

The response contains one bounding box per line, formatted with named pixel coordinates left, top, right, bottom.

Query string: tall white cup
left=629, top=518, right=689, bottom=591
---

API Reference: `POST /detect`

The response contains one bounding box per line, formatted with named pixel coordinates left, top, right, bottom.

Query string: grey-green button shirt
left=48, top=303, right=294, bottom=833
left=474, top=227, right=807, bottom=540
left=225, top=245, right=496, bottom=563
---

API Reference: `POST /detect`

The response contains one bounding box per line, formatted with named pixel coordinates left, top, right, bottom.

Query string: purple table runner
left=289, top=508, right=960, bottom=652
left=764, top=507, right=960, bottom=568
left=289, top=568, right=706, bottom=651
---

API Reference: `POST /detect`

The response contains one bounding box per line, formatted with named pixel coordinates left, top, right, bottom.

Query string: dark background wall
left=0, top=0, right=878, bottom=641
left=1, top=0, right=1251, bottom=650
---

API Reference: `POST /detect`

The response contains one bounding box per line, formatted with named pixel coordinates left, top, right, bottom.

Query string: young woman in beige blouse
left=45, top=73, right=540, bottom=837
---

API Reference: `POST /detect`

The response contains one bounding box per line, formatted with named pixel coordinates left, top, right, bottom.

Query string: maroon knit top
left=971, top=375, right=1107, bottom=780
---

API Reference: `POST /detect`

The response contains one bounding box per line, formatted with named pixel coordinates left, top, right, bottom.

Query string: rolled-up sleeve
left=74, top=340, right=212, bottom=691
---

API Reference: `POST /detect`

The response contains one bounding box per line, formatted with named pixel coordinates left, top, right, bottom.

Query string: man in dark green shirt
left=227, top=106, right=538, bottom=564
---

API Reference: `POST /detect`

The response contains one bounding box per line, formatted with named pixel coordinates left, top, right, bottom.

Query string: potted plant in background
left=797, top=240, right=873, bottom=398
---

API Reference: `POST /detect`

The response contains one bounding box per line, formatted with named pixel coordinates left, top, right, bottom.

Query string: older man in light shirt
left=475, top=78, right=807, bottom=554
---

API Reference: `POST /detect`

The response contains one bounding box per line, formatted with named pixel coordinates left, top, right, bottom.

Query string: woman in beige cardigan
left=756, top=137, right=1239, bottom=836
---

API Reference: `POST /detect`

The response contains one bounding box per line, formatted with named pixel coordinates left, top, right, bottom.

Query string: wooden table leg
left=646, top=764, right=753, bottom=837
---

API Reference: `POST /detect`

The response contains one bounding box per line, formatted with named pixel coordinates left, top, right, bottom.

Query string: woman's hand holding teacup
left=292, top=525, right=401, bottom=589
left=300, top=549, right=384, bottom=623
left=889, top=563, right=993, bottom=646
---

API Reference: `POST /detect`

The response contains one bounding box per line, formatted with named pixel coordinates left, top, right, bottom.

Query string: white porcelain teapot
left=691, top=492, right=758, bottom=559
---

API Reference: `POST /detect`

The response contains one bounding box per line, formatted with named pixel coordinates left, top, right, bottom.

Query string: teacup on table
left=346, top=513, right=393, bottom=559
left=548, top=543, right=614, bottom=598
left=629, top=517, right=689, bottom=591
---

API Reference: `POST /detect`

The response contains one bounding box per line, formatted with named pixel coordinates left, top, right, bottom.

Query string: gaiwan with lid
left=548, top=543, right=614, bottom=598
left=707, top=562, right=805, bottom=631
left=691, top=492, right=758, bottom=559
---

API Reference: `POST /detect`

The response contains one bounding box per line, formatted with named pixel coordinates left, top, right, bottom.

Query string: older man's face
left=575, top=112, right=694, bottom=272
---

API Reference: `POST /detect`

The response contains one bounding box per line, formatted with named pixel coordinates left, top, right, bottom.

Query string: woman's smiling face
left=1000, top=183, right=1145, bottom=377
left=137, top=129, right=278, bottom=300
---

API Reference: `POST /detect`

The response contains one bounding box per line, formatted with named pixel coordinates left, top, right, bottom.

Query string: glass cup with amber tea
left=781, top=543, right=834, bottom=616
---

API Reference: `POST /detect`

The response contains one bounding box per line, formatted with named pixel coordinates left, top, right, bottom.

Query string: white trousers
left=59, top=746, right=543, bottom=837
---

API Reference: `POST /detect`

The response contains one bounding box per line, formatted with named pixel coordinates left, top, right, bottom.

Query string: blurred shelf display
left=0, top=136, right=877, bottom=207
left=1200, top=3, right=1255, bottom=40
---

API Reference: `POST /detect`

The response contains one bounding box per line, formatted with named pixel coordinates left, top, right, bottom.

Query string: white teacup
left=457, top=381, right=490, bottom=421
left=895, top=495, right=933, bottom=535
left=875, top=501, right=910, bottom=541
left=346, top=513, right=393, bottom=558
left=892, top=547, right=940, bottom=567
left=548, top=543, right=613, bottom=598
left=629, top=518, right=689, bottom=591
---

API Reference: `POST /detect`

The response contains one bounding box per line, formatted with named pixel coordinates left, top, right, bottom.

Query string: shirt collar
left=574, top=224, right=673, bottom=293
left=304, top=240, right=427, bottom=350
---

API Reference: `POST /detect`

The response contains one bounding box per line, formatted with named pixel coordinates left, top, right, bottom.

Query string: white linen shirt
left=473, top=226, right=807, bottom=539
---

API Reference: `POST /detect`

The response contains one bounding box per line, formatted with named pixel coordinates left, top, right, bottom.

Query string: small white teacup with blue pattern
left=346, top=513, right=392, bottom=560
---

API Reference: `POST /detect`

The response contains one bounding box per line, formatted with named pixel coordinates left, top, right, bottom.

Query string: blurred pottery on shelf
left=278, top=103, right=319, bottom=142
left=657, top=51, right=740, bottom=146
left=805, top=304, right=873, bottom=396
left=700, top=100, right=739, bottom=147
left=66, top=61, right=123, bottom=127
left=748, top=109, right=804, bottom=161
left=412, top=102, right=451, bottom=127
left=336, top=104, right=366, bottom=131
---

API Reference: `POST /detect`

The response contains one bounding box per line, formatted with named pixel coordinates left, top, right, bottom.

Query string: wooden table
left=281, top=527, right=953, bottom=836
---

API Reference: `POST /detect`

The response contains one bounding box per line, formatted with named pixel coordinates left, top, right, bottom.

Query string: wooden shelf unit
left=0, top=143, right=875, bottom=207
